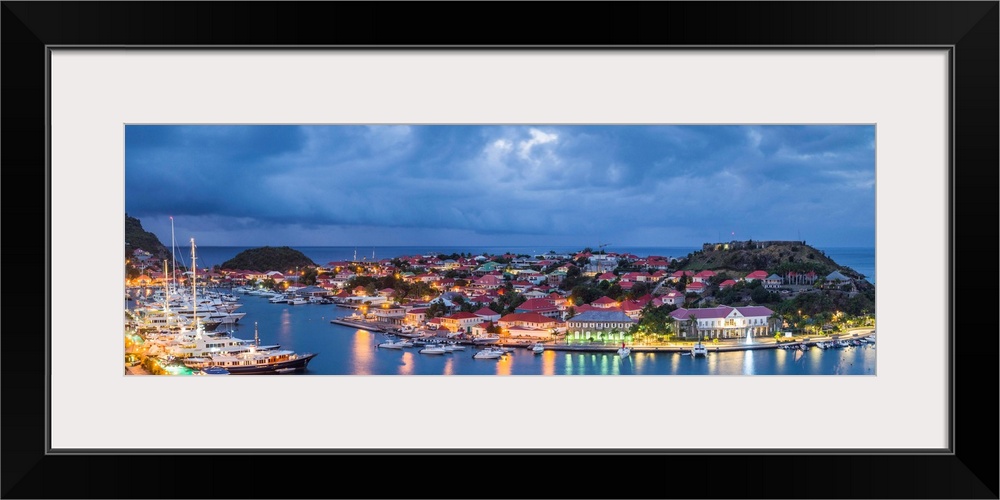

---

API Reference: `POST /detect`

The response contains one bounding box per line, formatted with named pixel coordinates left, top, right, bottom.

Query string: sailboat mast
left=163, top=259, right=170, bottom=311
left=170, top=216, right=176, bottom=292
left=191, top=238, right=197, bottom=329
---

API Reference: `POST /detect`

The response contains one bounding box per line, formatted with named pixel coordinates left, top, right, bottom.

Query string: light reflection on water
left=278, top=308, right=292, bottom=339
left=634, top=352, right=646, bottom=372
left=215, top=291, right=877, bottom=375
left=743, top=349, right=755, bottom=375
left=495, top=355, right=512, bottom=376
left=398, top=351, right=414, bottom=375
left=541, top=350, right=555, bottom=376
left=706, top=350, right=718, bottom=374
left=352, top=329, right=372, bottom=375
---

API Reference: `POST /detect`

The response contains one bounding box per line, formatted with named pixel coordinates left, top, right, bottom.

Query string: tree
left=426, top=301, right=449, bottom=318
left=769, top=311, right=783, bottom=333
left=125, top=262, right=140, bottom=280
left=627, top=282, right=651, bottom=299
left=750, top=286, right=771, bottom=304
left=664, top=314, right=675, bottom=336
left=566, top=306, right=577, bottom=320
left=688, top=313, right=699, bottom=340
left=300, top=267, right=318, bottom=286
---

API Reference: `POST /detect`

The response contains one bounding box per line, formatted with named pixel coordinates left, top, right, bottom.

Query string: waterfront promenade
left=330, top=315, right=874, bottom=353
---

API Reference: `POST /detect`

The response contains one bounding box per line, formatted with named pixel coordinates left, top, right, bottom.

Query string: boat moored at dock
left=183, top=348, right=318, bottom=374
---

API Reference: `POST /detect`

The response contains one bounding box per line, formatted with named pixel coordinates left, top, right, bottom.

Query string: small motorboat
left=473, top=349, right=503, bottom=359
left=617, top=343, right=630, bottom=358
left=419, top=345, right=448, bottom=355
left=531, top=343, right=545, bottom=354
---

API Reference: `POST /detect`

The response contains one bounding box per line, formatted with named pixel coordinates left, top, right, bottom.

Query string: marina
left=123, top=125, right=877, bottom=376
left=128, top=285, right=876, bottom=375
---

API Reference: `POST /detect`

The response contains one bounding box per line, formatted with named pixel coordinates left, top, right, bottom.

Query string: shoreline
left=329, top=316, right=875, bottom=353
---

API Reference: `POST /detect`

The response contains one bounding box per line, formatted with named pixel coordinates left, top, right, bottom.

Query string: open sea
left=187, top=245, right=875, bottom=284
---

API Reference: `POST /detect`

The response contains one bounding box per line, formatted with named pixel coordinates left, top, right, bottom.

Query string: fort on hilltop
left=702, top=240, right=807, bottom=251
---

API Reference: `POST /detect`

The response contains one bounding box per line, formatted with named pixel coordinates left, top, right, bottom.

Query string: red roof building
left=693, top=270, right=716, bottom=283
left=498, top=313, right=559, bottom=329
left=591, top=296, right=619, bottom=308
left=474, top=307, right=502, bottom=321
left=514, top=298, right=561, bottom=318
left=669, top=270, right=695, bottom=282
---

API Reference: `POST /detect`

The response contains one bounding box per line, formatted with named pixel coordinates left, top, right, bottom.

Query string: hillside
left=221, top=247, right=317, bottom=272
left=681, top=241, right=859, bottom=278
left=125, top=214, right=170, bottom=260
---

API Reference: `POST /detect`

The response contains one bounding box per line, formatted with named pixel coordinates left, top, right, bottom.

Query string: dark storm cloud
left=125, top=125, right=875, bottom=247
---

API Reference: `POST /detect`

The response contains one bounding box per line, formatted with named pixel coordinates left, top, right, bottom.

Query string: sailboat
left=691, top=329, right=708, bottom=357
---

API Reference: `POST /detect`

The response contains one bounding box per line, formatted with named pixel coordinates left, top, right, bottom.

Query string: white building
left=669, top=306, right=774, bottom=340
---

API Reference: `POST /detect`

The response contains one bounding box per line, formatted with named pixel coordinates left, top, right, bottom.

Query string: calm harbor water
left=188, top=245, right=875, bottom=284
left=134, top=289, right=876, bottom=375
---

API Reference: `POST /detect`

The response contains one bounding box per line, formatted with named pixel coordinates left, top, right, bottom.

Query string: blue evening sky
left=125, top=125, right=875, bottom=248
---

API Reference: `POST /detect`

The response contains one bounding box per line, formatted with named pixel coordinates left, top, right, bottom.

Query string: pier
left=329, top=317, right=389, bottom=332
left=328, top=317, right=875, bottom=354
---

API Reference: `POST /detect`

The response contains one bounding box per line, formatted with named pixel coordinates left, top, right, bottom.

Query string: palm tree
left=664, top=315, right=675, bottom=339
left=688, top=313, right=699, bottom=342
left=769, top=311, right=783, bottom=336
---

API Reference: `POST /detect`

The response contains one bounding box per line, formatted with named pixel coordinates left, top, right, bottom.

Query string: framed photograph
left=6, top=2, right=996, bottom=498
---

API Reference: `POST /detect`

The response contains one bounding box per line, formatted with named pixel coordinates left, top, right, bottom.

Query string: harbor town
left=123, top=124, right=876, bottom=375
left=125, top=232, right=876, bottom=375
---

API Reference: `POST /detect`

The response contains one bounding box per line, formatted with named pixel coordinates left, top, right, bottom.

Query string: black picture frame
left=4, top=2, right=997, bottom=498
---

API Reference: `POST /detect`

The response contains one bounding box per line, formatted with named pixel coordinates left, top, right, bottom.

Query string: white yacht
left=418, top=345, right=448, bottom=355
left=617, top=344, right=631, bottom=358
left=473, top=349, right=503, bottom=359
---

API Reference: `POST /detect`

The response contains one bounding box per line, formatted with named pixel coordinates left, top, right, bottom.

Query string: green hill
left=125, top=214, right=170, bottom=261
left=681, top=241, right=850, bottom=277
left=221, top=246, right=317, bottom=272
